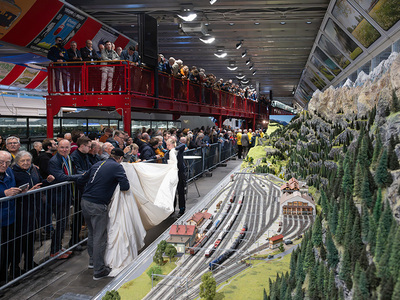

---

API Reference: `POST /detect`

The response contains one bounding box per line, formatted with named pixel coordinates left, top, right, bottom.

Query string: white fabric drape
left=105, top=157, right=178, bottom=276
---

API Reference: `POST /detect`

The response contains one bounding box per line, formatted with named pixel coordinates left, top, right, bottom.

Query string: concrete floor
left=1, top=158, right=242, bottom=300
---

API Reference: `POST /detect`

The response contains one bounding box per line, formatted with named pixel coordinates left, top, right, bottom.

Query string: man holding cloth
left=79, top=148, right=129, bottom=280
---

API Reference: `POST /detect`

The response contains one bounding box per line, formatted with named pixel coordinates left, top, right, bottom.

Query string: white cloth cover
left=105, top=157, right=178, bottom=276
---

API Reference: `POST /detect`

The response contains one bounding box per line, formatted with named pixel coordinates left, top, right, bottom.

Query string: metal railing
left=47, top=61, right=257, bottom=114
left=0, top=181, right=85, bottom=290
left=0, top=140, right=237, bottom=289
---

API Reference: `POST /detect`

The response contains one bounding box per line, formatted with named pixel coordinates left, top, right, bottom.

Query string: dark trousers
left=0, top=223, right=15, bottom=282
left=50, top=197, right=70, bottom=254
left=69, top=197, right=83, bottom=247
left=237, top=145, right=243, bottom=159
left=174, top=172, right=186, bottom=211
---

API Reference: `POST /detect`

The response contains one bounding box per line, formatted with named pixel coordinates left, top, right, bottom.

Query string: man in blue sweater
left=79, top=147, right=129, bottom=280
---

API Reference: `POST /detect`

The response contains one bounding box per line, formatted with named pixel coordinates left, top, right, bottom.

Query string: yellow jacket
left=236, top=132, right=242, bottom=145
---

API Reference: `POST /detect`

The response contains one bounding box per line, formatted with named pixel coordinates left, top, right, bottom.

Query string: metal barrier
left=0, top=181, right=85, bottom=290
left=0, top=140, right=237, bottom=289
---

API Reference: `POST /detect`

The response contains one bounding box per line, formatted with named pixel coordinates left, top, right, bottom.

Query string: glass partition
left=354, top=0, right=400, bottom=31
left=310, top=56, right=335, bottom=81
left=88, top=119, right=109, bottom=135
left=332, top=0, right=381, bottom=48
left=318, top=35, right=351, bottom=69
left=152, top=121, right=168, bottom=131
left=308, top=70, right=327, bottom=90
left=0, top=117, right=27, bottom=137
left=109, top=119, right=120, bottom=131
left=314, top=47, right=342, bottom=75
left=132, top=120, right=151, bottom=133
left=325, top=18, right=363, bottom=60
left=53, top=118, right=61, bottom=137
left=62, top=119, right=87, bottom=134
left=29, top=118, right=47, bottom=137
left=168, top=121, right=181, bottom=129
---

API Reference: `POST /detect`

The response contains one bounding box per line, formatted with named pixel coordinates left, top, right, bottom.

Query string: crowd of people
left=47, top=36, right=258, bottom=100
left=0, top=125, right=265, bottom=282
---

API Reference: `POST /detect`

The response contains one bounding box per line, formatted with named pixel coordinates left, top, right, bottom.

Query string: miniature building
left=269, top=234, right=284, bottom=249
left=166, top=225, right=197, bottom=253
left=280, top=177, right=300, bottom=193
left=187, top=212, right=212, bottom=227
left=280, top=191, right=316, bottom=216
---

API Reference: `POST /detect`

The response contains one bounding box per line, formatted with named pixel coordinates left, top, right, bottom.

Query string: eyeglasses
left=0, top=160, right=11, bottom=166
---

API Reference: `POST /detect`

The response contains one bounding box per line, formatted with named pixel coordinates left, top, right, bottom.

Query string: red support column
left=46, top=99, right=54, bottom=138
left=218, top=115, right=223, bottom=128
left=122, top=107, right=131, bottom=136
left=253, top=114, right=256, bottom=131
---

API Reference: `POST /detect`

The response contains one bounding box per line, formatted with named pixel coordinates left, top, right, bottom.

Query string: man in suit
left=81, top=40, right=101, bottom=92
left=48, top=139, right=82, bottom=259
left=67, top=41, right=82, bottom=93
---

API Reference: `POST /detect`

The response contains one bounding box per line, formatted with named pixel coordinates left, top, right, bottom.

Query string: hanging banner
left=27, top=5, right=86, bottom=54
left=0, top=0, right=37, bottom=37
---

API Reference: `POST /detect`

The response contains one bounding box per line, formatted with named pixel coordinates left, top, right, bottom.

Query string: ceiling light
left=254, top=22, right=260, bottom=25
left=227, top=66, right=238, bottom=71
left=236, top=41, right=243, bottom=49
left=249, top=65, right=254, bottom=70
left=246, top=59, right=251, bottom=65
left=252, top=70, right=257, bottom=75
left=178, top=13, right=197, bottom=22
left=241, top=80, right=249, bottom=84
left=280, top=21, right=286, bottom=25
left=199, top=36, right=215, bottom=44
left=236, top=75, right=246, bottom=80
left=210, top=0, right=217, bottom=4
left=229, top=22, right=235, bottom=26
left=241, top=50, right=247, bottom=58
left=306, top=21, right=312, bottom=24
left=214, top=52, right=227, bottom=58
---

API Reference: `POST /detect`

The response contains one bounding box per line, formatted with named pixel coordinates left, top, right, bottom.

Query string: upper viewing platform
left=46, top=61, right=275, bottom=136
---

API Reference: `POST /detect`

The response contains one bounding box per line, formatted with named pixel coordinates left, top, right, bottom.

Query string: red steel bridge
left=46, top=62, right=293, bottom=136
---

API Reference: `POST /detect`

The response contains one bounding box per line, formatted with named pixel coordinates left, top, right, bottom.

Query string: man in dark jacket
left=48, top=139, right=82, bottom=259
left=80, top=39, right=100, bottom=92
left=67, top=41, right=82, bottom=93
left=47, top=36, right=69, bottom=93
left=70, top=136, right=92, bottom=249
left=79, top=147, right=129, bottom=280
left=140, top=138, right=161, bottom=161
left=106, top=130, right=125, bottom=150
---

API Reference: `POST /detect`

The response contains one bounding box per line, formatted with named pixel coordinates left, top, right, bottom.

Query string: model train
left=209, top=224, right=248, bottom=270
left=189, top=191, right=238, bottom=256
left=205, top=195, right=243, bottom=258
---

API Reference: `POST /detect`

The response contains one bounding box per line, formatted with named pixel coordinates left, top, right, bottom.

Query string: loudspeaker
left=138, top=14, right=158, bottom=67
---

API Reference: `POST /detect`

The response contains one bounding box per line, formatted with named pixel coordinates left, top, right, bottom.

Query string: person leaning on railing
left=11, top=151, right=55, bottom=276
left=100, top=41, right=120, bottom=92
left=47, top=36, right=69, bottom=93
left=0, top=150, right=22, bottom=283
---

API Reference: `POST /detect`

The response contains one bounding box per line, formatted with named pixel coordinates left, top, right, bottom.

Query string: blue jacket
left=70, top=149, right=91, bottom=174
left=79, top=158, right=130, bottom=205
left=47, top=44, right=69, bottom=62
left=140, top=143, right=157, bottom=161
left=0, top=168, right=16, bottom=227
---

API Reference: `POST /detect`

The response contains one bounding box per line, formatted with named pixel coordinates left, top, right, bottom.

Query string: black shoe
left=177, top=209, right=185, bottom=217
left=93, top=268, right=111, bottom=280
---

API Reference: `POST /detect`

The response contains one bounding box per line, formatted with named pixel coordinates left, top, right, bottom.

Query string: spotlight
left=241, top=50, right=247, bottom=58
left=252, top=70, right=257, bottom=75
left=246, top=59, right=251, bottom=65
left=236, top=75, right=246, bottom=80
left=249, top=65, right=254, bottom=70
left=280, top=21, right=286, bottom=25
left=199, top=36, right=215, bottom=44
left=241, top=80, right=249, bottom=84
left=227, top=66, right=238, bottom=71
left=236, top=41, right=243, bottom=49
left=210, top=0, right=217, bottom=4
left=178, top=13, right=197, bottom=22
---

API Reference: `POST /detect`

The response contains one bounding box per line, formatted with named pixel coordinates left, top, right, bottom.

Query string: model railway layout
left=143, top=173, right=314, bottom=300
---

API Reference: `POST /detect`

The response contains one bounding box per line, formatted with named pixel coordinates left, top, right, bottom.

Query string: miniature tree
left=102, top=290, right=121, bottom=300
left=153, top=247, right=164, bottom=265
left=147, top=265, right=162, bottom=281
left=165, top=244, right=177, bottom=263
left=279, top=243, right=285, bottom=252
left=199, top=272, right=216, bottom=300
